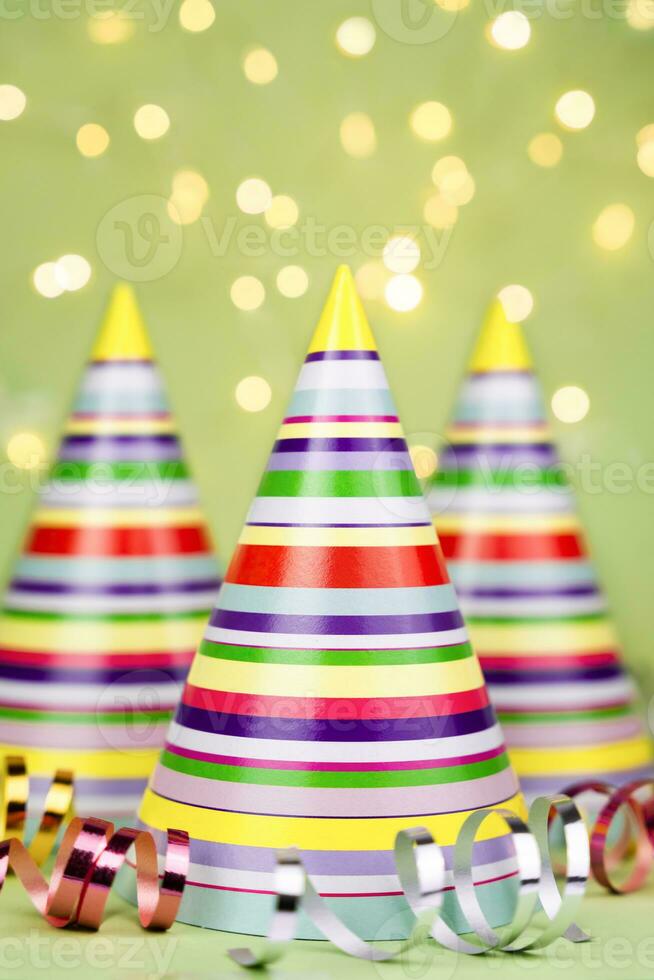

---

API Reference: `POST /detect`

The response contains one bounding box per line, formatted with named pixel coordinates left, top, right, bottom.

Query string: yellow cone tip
left=468, top=298, right=532, bottom=373
left=91, top=283, right=154, bottom=362
left=307, top=265, right=377, bottom=354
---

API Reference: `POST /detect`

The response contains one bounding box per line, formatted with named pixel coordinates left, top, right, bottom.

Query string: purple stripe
left=456, top=585, right=599, bottom=599
left=0, top=663, right=188, bottom=685
left=485, top=665, right=623, bottom=685
left=59, top=437, right=182, bottom=461
left=266, top=451, right=412, bottom=471
left=10, top=577, right=221, bottom=596
left=0, top=720, right=169, bottom=749
left=439, top=444, right=557, bottom=467
left=468, top=370, right=534, bottom=379
left=304, top=351, right=380, bottom=362
left=174, top=704, right=496, bottom=742
left=88, top=359, right=154, bottom=367
left=246, top=522, right=430, bottom=528
left=273, top=437, right=407, bottom=453
left=210, top=609, right=464, bottom=635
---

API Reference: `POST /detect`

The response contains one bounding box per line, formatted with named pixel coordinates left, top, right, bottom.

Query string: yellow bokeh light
left=354, top=261, right=389, bottom=301
left=167, top=197, right=202, bottom=225
left=243, top=48, right=278, bottom=84
left=265, top=194, right=299, bottom=229
left=528, top=132, right=563, bottom=167
left=339, top=112, right=376, bottom=159
left=236, top=177, right=273, bottom=215
left=410, top=445, right=438, bottom=479
left=87, top=11, right=135, bottom=44
left=384, top=274, right=423, bottom=313
left=637, top=141, right=654, bottom=177
left=423, top=193, right=458, bottom=229
left=498, top=284, right=534, bottom=323
left=551, top=386, right=590, bottom=424
left=409, top=101, right=452, bottom=142
left=435, top=0, right=470, bottom=10
left=173, top=169, right=209, bottom=202
left=179, top=0, right=215, bottom=32
left=592, top=204, right=635, bottom=251
left=76, top=123, right=109, bottom=157
left=626, top=0, right=654, bottom=29
left=336, top=16, right=376, bottom=56
left=383, top=236, right=421, bottom=274
left=0, top=84, right=26, bottom=121
left=276, top=265, right=309, bottom=298
left=555, top=90, right=595, bottom=131
left=7, top=432, right=46, bottom=470
left=55, top=255, right=92, bottom=292
left=133, top=104, right=170, bottom=140
left=235, top=376, right=272, bottom=412
left=168, top=169, right=209, bottom=224
left=636, top=123, right=654, bottom=146
left=33, top=263, right=65, bottom=299
left=231, top=276, right=265, bottom=311
left=431, top=156, right=474, bottom=204
left=488, top=11, right=531, bottom=49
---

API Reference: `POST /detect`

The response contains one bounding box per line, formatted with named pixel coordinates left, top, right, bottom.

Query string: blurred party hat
left=133, top=267, right=524, bottom=940
left=428, top=299, right=653, bottom=800
left=0, top=285, right=220, bottom=819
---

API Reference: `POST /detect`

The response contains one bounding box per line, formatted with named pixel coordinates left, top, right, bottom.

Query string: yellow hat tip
left=307, top=265, right=377, bottom=354
left=91, top=283, right=154, bottom=362
left=468, top=297, right=532, bottom=373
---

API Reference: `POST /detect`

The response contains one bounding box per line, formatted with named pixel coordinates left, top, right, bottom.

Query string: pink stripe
left=282, top=415, right=399, bottom=423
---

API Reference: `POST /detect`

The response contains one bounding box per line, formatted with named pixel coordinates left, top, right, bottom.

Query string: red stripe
left=225, top=544, right=450, bottom=588
left=439, top=532, right=584, bottom=561
left=0, top=648, right=195, bottom=669
left=26, top=525, right=211, bottom=557
left=182, top=683, right=489, bottom=719
left=480, top=652, right=619, bottom=671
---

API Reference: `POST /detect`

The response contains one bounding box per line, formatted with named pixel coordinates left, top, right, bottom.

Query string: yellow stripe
left=190, top=654, right=481, bottom=698
left=468, top=300, right=532, bottom=373
left=469, top=620, right=617, bottom=654
left=510, top=738, right=653, bottom=776
left=279, top=422, right=403, bottom=439
left=435, top=515, right=580, bottom=534
left=239, top=524, right=436, bottom=547
left=0, top=744, right=159, bottom=778
left=140, top=787, right=526, bottom=850
left=445, top=426, right=551, bottom=445
left=0, top=615, right=206, bottom=654
left=31, top=507, right=206, bottom=528
left=65, top=418, right=175, bottom=435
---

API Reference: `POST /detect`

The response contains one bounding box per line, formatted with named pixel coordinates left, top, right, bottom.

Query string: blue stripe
left=216, top=584, right=459, bottom=616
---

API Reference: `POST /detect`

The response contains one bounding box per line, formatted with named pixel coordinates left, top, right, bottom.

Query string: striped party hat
left=133, top=267, right=525, bottom=940
left=0, top=284, right=220, bottom=819
left=428, top=299, right=653, bottom=800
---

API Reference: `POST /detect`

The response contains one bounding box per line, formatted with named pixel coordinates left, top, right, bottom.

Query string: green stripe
left=198, top=639, right=474, bottom=666
left=0, top=706, right=172, bottom=724
left=1, top=607, right=211, bottom=623
left=468, top=612, right=606, bottom=625
left=49, top=460, right=189, bottom=481
left=430, top=468, right=568, bottom=490
left=498, top=705, right=632, bottom=724
left=257, top=469, right=422, bottom=498
left=161, top=749, right=510, bottom=788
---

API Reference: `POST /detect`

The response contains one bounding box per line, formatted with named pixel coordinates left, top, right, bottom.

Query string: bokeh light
left=592, top=204, right=635, bottom=251
left=76, top=123, right=110, bottom=157
left=167, top=169, right=209, bottom=225
left=435, top=0, right=469, bottom=9
left=423, top=193, right=458, bottom=229
left=87, top=11, right=135, bottom=43
left=55, top=254, right=92, bottom=292
left=276, top=265, right=309, bottom=298
left=555, top=90, right=595, bottom=131
left=230, top=275, right=265, bottom=311
left=235, top=376, right=272, bottom=412
left=179, top=0, right=215, bottom=32
left=265, top=194, right=299, bottom=229
left=243, top=48, right=278, bottom=84
left=383, top=236, right=421, bottom=274
left=528, top=132, right=563, bottom=167
left=236, top=177, right=273, bottom=214
left=133, top=104, right=170, bottom=140
left=0, top=84, right=26, bottom=121
left=432, top=156, right=475, bottom=205
left=409, top=445, right=438, bottom=479
left=409, top=101, right=452, bottom=142
left=626, top=0, right=654, bottom=29
left=355, top=261, right=389, bottom=300
left=33, top=263, right=64, bottom=299
left=489, top=11, right=531, bottom=50
left=6, top=432, right=46, bottom=470
left=385, top=274, right=423, bottom=312
left=335, top=17, right=376, bottom=57
left=498, top=284, right=534, bottom=322
left=637, top=137, right=654, bottom=177
left=339, top=112, right=376, bottom=158
left=551, top=385, right=590, bottom=423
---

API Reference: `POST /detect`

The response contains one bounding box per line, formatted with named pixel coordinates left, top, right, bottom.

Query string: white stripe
left=428, top=488, right=574, bottom=515
left=1, top=680, right=183, bottom=708
left=247, top=496, right=432, bottom=526
left=459, top=595, right=607, bottom=617
left=294, top=360, right=389, bottom=392
left=459, top=375, right=539, bottom=404
left=168, top=722, right=505, bottom=763
left=82, top=364, right=161, bottom=393
left=38, top=481, right=199, bottom=508
left=488, top=677, right=634, bottom=709
left=4, top=590, right=216, bottom=615
left=204, top=625, right=468, bottom=650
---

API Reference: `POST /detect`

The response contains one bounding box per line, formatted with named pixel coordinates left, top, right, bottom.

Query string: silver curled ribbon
left=229, top=794, right=590, bottom=968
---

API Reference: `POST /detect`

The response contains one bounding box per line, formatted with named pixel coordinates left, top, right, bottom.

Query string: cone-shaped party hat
left=133, top=268, right=524, bottom=940
left=0, top=285, right=221, bottom=818
left=428, top=299, right=653, bottom=800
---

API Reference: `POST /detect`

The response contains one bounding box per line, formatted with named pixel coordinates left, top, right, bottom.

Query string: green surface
left=2, top=876, right=654, bottom=979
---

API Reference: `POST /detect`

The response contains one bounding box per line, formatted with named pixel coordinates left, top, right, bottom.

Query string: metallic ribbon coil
left=229, top=794, right=591, bottom=968
left=1, top=756, right=189, bottom=931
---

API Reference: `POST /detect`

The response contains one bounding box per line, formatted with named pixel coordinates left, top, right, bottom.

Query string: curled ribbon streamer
left=1, top=755, right=74, bottom=865
left=229, top=794, right=591, bottom=968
